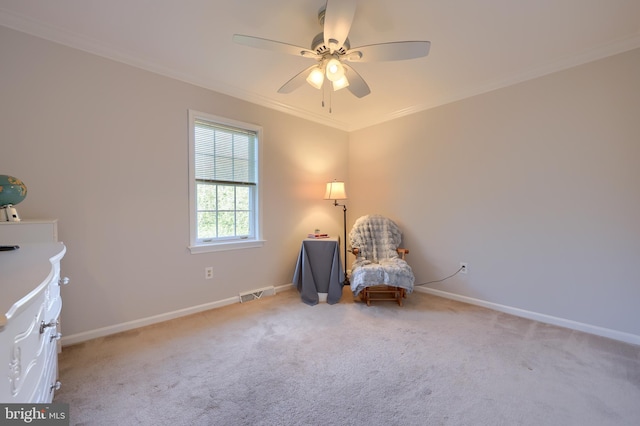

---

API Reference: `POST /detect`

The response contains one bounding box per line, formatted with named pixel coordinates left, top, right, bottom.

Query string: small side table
left=292, top=237, right=344, bottom=305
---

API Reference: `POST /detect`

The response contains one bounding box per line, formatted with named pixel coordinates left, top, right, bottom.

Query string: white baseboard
left=64, top=284, right=639, bottom=347
left=61, top=283, right=294, bottom=347
left=414, top=286, right=640, bottom=346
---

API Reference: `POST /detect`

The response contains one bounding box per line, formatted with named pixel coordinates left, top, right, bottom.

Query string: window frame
left=188, top=110, right=264, bottom=254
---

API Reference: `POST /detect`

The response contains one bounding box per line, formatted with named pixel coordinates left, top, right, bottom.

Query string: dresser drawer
left=5, top=286, right=49, bottom=401
left=32, top=326, right=61, bottom=403
left=45, top=261, right=63, bottom=321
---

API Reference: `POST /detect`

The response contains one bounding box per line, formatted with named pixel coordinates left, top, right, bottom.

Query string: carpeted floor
left=55, top=287, right=640, bottom=425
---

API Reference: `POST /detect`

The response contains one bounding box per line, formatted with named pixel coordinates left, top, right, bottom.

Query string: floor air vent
left=239, top=286, right=275, bottom=303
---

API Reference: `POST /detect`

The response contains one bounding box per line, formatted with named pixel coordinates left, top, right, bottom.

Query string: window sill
left=188, top=239, right=265, bottom=254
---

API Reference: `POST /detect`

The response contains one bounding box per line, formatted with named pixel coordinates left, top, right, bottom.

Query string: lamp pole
left=324, top=179, right=349, bottom=287
left=333, top=199, right=349, bottom=286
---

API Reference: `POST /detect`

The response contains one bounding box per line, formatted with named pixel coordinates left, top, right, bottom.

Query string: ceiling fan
left=233, top=0, right=430, bottom=100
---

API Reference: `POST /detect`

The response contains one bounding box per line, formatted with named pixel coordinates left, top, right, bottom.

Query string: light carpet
left=55, top=287, right=640, bottom=425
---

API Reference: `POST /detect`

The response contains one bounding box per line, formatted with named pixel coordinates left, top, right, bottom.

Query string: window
left=188, top=110, right=263, bottom=253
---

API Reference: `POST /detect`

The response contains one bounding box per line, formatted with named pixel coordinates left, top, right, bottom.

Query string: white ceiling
left=1, top=0, right=639, bottom=131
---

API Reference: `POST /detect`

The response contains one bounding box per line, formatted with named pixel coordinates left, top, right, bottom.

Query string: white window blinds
left=194, top=120, right=257, bottom=186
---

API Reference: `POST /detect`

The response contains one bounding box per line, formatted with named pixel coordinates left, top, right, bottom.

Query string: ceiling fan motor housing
left=311, top=32, right=350, bottom=56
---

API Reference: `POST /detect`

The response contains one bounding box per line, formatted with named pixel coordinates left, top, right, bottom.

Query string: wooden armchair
left=349, top=215, right=415, bottom=306
left=351, top=247, right=411, bottom=306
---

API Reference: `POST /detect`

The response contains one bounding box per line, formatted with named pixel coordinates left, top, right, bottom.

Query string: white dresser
left=0, top=220, right=68, bottom=403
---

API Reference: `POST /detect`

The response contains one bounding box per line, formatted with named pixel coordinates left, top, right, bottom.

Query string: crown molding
left=0, top=9, right=351, bottom=131
left=2, top=8, right=639, bottom=133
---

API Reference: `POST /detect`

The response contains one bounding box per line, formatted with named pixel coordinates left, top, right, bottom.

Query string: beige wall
left=0, top=27, right=348, bottom=337
left=2, top=24, right=639, bottom=342
left=349, top=48, right=640, bottom=337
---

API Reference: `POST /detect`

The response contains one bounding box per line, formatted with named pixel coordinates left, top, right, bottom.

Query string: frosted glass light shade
left=324, top=181, right=347, bottom=200
left=332, top=75, right=350, bottom=91
left=306, top=67, right=325, bottom=89
left=325, top=58, right=345, bottom=82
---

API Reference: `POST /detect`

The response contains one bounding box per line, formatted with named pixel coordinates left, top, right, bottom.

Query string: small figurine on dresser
left=0, top=175, right=27, bottom=222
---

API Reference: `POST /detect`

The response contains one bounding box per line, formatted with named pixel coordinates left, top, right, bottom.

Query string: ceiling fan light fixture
left=325, top=57, right=345, bottom=82
left=306, top=66, right=325, bottom=89
left=332, top=75, right=350, bottom=91
left=234, top=1, right=429, bottom=102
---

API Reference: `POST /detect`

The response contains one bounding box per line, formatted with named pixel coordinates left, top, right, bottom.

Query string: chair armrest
left=397, top=248, right=409, bottom=259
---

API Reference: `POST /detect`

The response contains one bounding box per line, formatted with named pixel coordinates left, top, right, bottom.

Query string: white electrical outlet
left=205, top=267, right=213, bottom=279
left=460, top=262, right=468, bottom=274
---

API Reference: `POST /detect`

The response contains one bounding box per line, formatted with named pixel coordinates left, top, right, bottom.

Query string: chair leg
left=360, top=286, right=410, bottom=306
left=361, top=288, right=371, bottom=306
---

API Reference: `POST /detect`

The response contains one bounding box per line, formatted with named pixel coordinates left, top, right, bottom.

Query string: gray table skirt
left=292, top=237, right=344, bottom=305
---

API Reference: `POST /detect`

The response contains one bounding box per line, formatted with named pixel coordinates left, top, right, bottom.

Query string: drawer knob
left=50, top=381, right=62, bottom=393
left=40, top=319, right=58, bottom=334
left=58, top=277, right=70, bottom=286
left=50, top=332, right=62, bottom=342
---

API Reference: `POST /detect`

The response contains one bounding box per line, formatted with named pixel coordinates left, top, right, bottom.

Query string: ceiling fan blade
left=323, top=0, right=357, bottom=53
left=343, top=64, right=371, bottom=98
left=345, top=41, right=431, bottom=62
left=277, top=65, right=318, bottom=94
left=233, top=34, right=320, bottom=59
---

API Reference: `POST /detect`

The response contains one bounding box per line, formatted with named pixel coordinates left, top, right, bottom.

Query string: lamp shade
left=324, top=180, right=347, bottom=200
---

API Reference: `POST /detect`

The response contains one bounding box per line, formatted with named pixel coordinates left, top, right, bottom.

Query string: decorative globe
left=0, top=175, right=27, bottom=207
